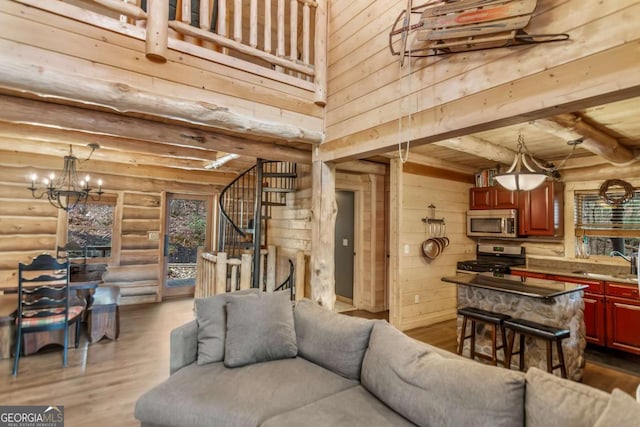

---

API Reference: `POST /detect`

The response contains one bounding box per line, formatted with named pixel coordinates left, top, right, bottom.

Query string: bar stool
left=457, top=307, right=511, bottom=366
left=504, top=318, right=570, bottom=378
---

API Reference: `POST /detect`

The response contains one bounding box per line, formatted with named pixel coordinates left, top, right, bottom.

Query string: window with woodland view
left=574, top=190, right=640, bottom=257
left=67, top=202, right=114, bottom=258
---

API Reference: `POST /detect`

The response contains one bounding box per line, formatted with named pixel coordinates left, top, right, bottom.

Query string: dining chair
left=12, top=254, right=85, bottom=376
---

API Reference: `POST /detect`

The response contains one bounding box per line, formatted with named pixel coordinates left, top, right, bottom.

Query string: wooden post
left=313, top=0, right=327, bottom=105
left=290, top=0, right=298, bottom=70
left=266, top=244, right=276, bottom=292
left=145, top=0, right=169, bottom=63
left=195, top=246, right=204, bottom=298
left=310, top=160, right=336, bottom=309
left=229, top=258, right=241, bottom=292
left=249, top=0, right=258, bottom=48
left=215, top=251, right=228, bottom=294
left=295, top=250, right=305, bottom=301
left=276, top=0, right=285, bottom=73
left=240, top=253, right=252, bottom=290
left=388, top=159, right=403, bottom=328
left=302, top=2, right=310, bottom=69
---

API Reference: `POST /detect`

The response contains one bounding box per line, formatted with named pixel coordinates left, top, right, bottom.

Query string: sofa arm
left=170, top=319, right=198, bottom=375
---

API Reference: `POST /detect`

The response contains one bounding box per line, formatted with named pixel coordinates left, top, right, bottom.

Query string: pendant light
left=495, top=133, right=547, bottom=191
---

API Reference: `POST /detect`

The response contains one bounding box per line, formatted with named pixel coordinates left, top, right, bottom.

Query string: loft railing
left=16, top=0, right=327, bottom=104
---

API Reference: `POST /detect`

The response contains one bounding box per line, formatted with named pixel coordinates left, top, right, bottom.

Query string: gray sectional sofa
left=135, top=290, right=640, bottom=427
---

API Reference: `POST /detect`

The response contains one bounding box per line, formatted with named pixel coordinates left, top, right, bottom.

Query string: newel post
left=310, top=160, right=337, bottom=309
left=145, top=0, right=169, bottom=62
left=313, top=0, right=328, bottom=106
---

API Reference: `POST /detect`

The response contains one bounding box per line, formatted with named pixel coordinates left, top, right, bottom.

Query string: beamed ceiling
left=2, top=92, right=638, bottom=183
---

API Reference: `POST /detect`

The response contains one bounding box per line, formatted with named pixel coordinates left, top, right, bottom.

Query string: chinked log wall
left=0, top=150, right=221, bottom=305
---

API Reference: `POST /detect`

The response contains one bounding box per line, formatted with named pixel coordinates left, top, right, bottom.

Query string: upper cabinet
left=518, top=181, right=564, bottom=237
left=469, top=187, right=518, bottom=210
left=469, top=181, right=564, bottom=237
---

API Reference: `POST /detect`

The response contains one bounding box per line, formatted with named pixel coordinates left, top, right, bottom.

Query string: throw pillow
left=361, top=321, right=525, bottom=427
left=525, top=367, right=610, bottom=427
left=194, top=289, right=259, bottom=365
left=294, top=299, right=376, bottom=380
left=594, top=388, right=640, bottom=427
left=224, top=290, right=297, bottom=368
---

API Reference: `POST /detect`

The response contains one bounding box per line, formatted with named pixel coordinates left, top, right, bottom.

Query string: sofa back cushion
left=294, top=299, right=376, bottom=380
left=525, top=367, right=610, bottom=427
left=194, top=289, right=259, bottom=365
left=594, top=388, right=640, bottom=427
left=224, top=290, right=297, bottom=368
left=361, top=321, right=525, bottom=427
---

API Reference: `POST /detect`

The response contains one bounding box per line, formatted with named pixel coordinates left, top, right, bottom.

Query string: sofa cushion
left=194, top=289, right=259, bottom=365
left=225, top=290, right=297, bottom=368
left=361, top=321, right=525, bottom=427
left=261, top=385, right=415, bottom=427
left=525, top=367, right=610, bottom=427
left=294, top=299, right=376, bottom=380
left=134, top=357, right=358, bottom=427
left=594, top=388, right=640, bottom=427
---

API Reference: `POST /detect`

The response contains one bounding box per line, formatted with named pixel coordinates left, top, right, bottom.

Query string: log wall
left=322, top=0, right=640, bottom=160
left=0, top=149, right=220, bottom=305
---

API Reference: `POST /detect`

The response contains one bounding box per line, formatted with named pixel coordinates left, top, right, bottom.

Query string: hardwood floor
left=1, top=301, right=638, bottom=427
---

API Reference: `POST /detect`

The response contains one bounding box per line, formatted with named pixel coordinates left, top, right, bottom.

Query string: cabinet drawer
left=606, top=282, right=640, bottom=300
left=549, top=275, right=604, bottom=294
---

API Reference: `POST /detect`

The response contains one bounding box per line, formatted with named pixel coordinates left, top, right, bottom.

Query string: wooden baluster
left=302, top=1, right=310, bottom=77
left=199, top=0, right=216, bottom=49
left=289, top=0, right=298, bottom=76
left=295, top=250, right=305, bottom=301
left=145, top=0, right=169, bottom=62
left=276, top=0, right=285, bottom=72
left=233, top=0, right=242, bottom=42
left=313, top=0, right=327, bottom=105
left=195, top=247, right=204, bottom=298
left=215, top=252, right=228, bottom=294
left=266, top=244, right=276, bottom=292
left=229, top=259, right=240, bottom=292
left=217, top=0, right=227, bottom=37
left=249, top=0, right=258, bottom=48
left=264, top=0, right=272, bottom=53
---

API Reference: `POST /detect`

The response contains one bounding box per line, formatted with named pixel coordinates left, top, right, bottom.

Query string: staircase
left=218, top=159, right=297, bottom=289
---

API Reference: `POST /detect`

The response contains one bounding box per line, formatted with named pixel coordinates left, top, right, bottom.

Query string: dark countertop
left=442, top=274, right=587, bottom=300
left=510, top=266, right=638, bottom=285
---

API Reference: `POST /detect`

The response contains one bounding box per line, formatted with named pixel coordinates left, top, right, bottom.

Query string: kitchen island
left=442, top=273, right=587, bottom=381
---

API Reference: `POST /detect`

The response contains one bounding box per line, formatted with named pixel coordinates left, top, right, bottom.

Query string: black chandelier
left=28, top=145, right=103, bottom=211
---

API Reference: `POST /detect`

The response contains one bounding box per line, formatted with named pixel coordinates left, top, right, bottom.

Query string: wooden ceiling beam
left=0, top=122, right=222, bottom=162
left=0, top=95, right=312, bottom=164
left=0, top=60, right=323, bottom=144
left=434, top=135, right=516, bottom=165
left=532, top=113, right=638, bottom=165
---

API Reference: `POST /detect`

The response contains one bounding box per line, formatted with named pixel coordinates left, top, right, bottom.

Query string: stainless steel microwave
left=467, top=209, right=517, bottom=238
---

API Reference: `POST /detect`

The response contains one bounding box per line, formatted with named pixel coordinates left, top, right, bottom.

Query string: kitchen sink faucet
left=610, top=250, right=639, bottom=275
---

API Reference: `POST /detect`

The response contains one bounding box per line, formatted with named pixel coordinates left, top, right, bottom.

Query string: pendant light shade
left=495, top=134, right=547, bottom=191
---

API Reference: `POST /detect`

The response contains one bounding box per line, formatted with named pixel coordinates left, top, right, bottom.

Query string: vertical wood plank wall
left=268, top=166, right=388, bottom=311
left=0, top=150, right=220, bottom=304
left=324, top=0, right=639, bottom=156
left=395, top=168, right=475, bottom=331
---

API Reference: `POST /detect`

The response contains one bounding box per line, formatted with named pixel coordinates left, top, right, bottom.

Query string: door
left=163, top=194, right=211, bottom=298
left=335, top=191, right=355, bottom=304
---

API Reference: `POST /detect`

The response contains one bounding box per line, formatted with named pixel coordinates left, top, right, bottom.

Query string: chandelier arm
left=504, top=153, right=519, bottom=173
left=521, top=153, right=543, bottom=173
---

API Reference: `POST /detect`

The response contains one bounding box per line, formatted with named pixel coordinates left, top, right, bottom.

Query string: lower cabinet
left=584, top=293, right=606, bottom=346
left=605, top=282, right=640, bottom=355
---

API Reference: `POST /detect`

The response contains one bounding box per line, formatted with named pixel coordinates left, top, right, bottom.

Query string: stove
left=457, top=244, right=525, bottom=274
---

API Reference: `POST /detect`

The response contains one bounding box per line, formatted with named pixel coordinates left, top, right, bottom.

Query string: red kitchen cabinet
left=605, top=282, right=640, bottom=355
left=469, top=187, right=518, bottom=210
left=518, top=181, right=564, bottom=237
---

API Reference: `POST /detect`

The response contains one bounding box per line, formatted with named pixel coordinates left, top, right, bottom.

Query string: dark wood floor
left=345, top=309, right=640, bottom=396
left=1, top=300, right=638, bottom=427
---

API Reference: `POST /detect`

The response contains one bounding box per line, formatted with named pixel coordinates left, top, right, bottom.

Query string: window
left=67, top=201, right=115, bottom=259
left=574, top=190, right=640, bottom=257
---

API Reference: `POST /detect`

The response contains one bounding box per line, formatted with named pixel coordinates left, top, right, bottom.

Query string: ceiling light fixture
left=494, top=133, right=548, bottom=192
left=204, top=153, right=239, bottom=169
left=28, top=144, right=104, bottom=211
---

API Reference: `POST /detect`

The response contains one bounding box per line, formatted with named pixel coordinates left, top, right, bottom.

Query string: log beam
left=310, top=160, right=336, bottom=309
left=0, top=61, right=323, bottom=144
left=533, top=113, right=639, bottom=165
left=434, top=135, right=516, bottom=165
left=0, top=95, right=312, bottom=164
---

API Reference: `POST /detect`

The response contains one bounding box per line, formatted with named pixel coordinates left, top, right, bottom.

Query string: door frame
left=160, top=192, right=214, bottom=299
